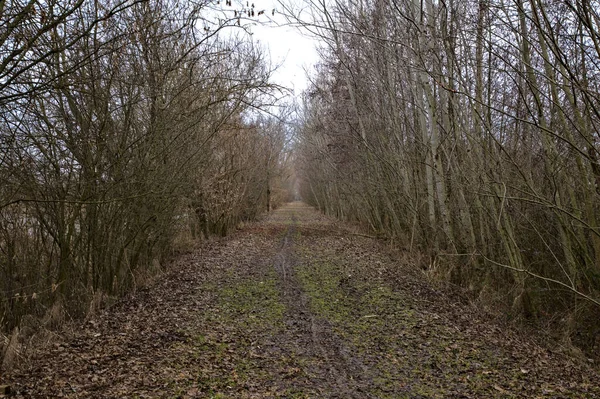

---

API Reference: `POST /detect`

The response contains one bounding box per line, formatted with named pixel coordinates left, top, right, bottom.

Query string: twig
left=480, top=254, right=600, bottom=308
left=298, top=226, right=378, bottom=239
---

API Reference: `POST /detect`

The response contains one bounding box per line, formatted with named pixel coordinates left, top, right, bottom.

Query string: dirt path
left=3, top=202, right=600, bottom=398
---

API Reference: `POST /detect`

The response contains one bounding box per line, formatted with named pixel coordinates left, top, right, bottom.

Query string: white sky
left=252, top=15, right=320, bottom=96
left=213, top=0, right=322, bottom=97
left=254, top=2, right=321, bottom=96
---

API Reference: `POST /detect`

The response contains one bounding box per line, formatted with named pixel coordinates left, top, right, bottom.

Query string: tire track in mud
left=272, top=211, right=372, bottom=398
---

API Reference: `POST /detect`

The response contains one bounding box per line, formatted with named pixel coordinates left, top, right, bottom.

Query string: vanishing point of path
left=4, top=203, right=600, bottom=398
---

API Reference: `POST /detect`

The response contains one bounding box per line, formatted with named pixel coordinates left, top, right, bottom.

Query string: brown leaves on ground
left=1, top=202, right=599, bottom=398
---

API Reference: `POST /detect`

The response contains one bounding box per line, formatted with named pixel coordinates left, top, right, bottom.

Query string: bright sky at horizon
left=249, top=0, right=321, bottom=96
left=214, top=0, right=323, bottom=98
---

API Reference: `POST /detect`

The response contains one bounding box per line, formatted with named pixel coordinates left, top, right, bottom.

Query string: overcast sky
left=253, top=16, right=320, bottom=95
left=215, top=0, right=322, bottom=97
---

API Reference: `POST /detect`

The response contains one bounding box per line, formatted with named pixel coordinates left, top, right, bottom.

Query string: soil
left=1, top=202, right=599, bottom=398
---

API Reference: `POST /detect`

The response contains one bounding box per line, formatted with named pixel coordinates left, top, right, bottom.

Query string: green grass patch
left=295, top=246, right=495, bottom=397
left=174, top=268, right=287, bottom=396
left=295, top=248, right=417, bottom=336
left=218, top=273, right=285, bottom=330
left=296, top=258, right=351, bottom=324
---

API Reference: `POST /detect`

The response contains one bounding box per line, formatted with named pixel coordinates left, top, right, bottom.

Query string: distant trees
left=0, top=0, right=290, bottom=336
left=191, top=115, right=293, bottom=238
left=295, top=0, right=600, bottom=345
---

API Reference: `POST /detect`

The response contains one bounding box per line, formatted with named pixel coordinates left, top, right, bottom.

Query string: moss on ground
left=168, top=265, right=287, bottom=396
left=294, top=244, right=507, bottom=398
left=217, top=271, right=285, bottom=330
left=8, top=204, right=600, bottom=399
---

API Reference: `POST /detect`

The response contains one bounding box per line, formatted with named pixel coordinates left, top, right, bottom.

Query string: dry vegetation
left=293, top=0, right=600, bottom=355
left=3, top=204, right=599, bottom=398
left=2, top=0, right=600, bottom=390
left=0, top=0, right=293, bottom=362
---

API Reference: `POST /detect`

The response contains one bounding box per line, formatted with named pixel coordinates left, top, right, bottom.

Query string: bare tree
left=292, top=0, right=600, bottom=350
left=0, top=0, right=290, bottom=345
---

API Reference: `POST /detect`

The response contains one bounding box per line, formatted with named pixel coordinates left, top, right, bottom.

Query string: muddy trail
left=2, top=202, right=599, bottom=398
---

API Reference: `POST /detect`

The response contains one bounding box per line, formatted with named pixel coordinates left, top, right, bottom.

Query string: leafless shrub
left=0, top=0, right=292, bottom=354
left=294, top=0, right=600, bottom=353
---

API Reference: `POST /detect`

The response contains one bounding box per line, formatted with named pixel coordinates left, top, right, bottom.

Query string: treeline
left=296, top=0, right=600, bottom=350
left=0, top=0, right=291, bottom=336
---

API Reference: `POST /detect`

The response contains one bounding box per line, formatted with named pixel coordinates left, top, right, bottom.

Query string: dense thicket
left=0, top=0, right=291, bottom=335
left=296, top=0, right=600, bottom=349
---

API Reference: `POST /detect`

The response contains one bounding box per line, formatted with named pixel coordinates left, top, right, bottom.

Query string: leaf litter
left=1, top=202, right=599, bottom=398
